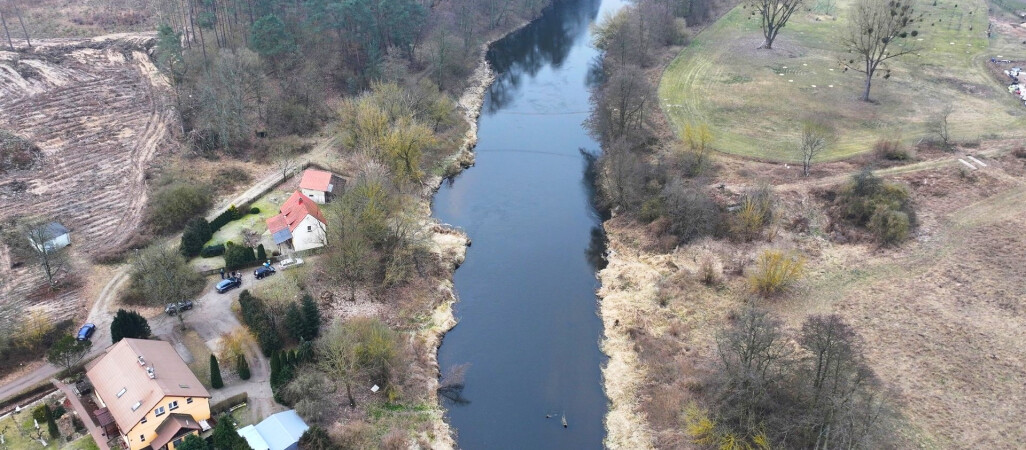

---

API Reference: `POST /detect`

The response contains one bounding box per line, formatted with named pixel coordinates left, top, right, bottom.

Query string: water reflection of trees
left=485, top=0, right=602, bottom=112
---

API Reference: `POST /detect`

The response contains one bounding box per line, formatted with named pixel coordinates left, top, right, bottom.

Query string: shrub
left=146, top=183, right=213, bottom=235
left=250, top=206, right=260, bottom=214
left=213, top=166, right=252, bottom=190
left=730, top=185, right=774, bottom=242
left=0, top=130, right=42, bottom=173
left=237, top=354, right=251, bottom=380
left=210, top=354, right=224, bottom=389
left=874, top=139, right=912, bottom=161
left=256, top=244, right=267, bottom=262
left=749, top=249, right=805, bottom=295
left=639, top=197, right=663, bottom=223
left=180, top=217, right=213, bottom=257
left=869, top=209, right=910, bottom=245
left=224, top=242, right=257, bottom=269
left=661, top=180, right=721, bottom=244
left=1012, top=147, right=1026, bottom=159
left=835, top=169, right=916, bottom=243
left=239, top=290, right=283, bottom=356
left=200, top=244, right=226, bottom=258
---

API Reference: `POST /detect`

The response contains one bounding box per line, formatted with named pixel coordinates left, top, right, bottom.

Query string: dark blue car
left=216, top=277, right=242, bottom=294
left=76, top=323, right=96, bottom=341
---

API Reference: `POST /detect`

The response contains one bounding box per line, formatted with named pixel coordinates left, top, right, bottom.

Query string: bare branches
left=798, top=122, right=832, bottom=177
left=747, top=0, right=805, bottom=49
left=841, top=0, right=922, bottom=101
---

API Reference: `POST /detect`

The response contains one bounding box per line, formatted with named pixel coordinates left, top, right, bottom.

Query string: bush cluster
left=749, top=249, right=806, bottom=295
left=146, top=182, right=213, bottom=235
left=200, top=244, right=225, bottom=257
left=239, top=290, right=281, bottom=356
left=224, top=242, right=257, bottom=269
left=210, top=205, right=246, bottom=232
left=874, top=139, right=913, bottom=161
left=181, top=218, right=213, bottom=257
left=835, top=169, right=916, bottom=244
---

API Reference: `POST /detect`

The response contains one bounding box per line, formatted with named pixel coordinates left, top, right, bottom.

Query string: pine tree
left=256, top=244, right=267, bottom=262
left=210, top=354, right=224, bottom=389
left=212, top=414, right=249, bottom=449
left=270, top=351, right=281, bottom=386
left=285, top=302, right=304, bottom=341
left=43, top=404, right=59, bottom=440
left=300, top=294, right=321, bottom=340
left=236, top=354, right=251, bottom=381
left=110, top=309, right=152, bottom=343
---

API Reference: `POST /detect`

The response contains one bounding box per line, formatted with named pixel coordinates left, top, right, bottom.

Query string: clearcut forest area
left=659, top=0, right=1026, bottom=161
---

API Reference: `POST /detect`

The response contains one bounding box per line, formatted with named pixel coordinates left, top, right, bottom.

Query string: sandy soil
left=0, top=32, right=172, bottom=323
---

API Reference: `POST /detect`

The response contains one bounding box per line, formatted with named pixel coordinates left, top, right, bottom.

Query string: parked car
left=76, top=323, right=96, bottom=341
left=254, top=265, right=276, bottom=279
left=165, top=300, right=195, bottom=315
left=73, top=380, right=93, bottom=396
left=216, top=276, right=242, bottom=294
left=279, top=257, right=304, bottom=270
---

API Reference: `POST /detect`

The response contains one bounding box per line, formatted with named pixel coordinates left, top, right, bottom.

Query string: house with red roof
left=266, top=191, right=327, bottom=252
left=298, top=169, right=338, bottom=204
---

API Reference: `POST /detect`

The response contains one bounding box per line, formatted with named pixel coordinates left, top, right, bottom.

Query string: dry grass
left=600, top=149, right=1026, bottom=448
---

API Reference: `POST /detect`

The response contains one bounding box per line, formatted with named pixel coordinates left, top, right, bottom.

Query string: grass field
left=659, top=0, right=1026, bottom=161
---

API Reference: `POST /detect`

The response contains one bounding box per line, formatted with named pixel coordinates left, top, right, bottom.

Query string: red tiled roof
left=299, top=169, right=333, bottom=192
left=280, top=191, right=326, bottom=232
left=266, top=214, right=288, bottom=234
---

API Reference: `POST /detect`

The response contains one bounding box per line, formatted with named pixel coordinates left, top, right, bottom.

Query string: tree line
left=151, top=0, right=552, bottom=156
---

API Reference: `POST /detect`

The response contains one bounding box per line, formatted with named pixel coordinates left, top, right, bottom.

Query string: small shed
left=238, top=410, right=309, bottom=450
left=28, top=222, right=70, bottom=253
left=298, top=169, right=338, bottom=204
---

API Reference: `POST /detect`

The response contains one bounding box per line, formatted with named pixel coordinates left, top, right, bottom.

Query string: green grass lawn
left=191, top=188, right=294, bottom=271
left=0, top=408, right=95, bottom=449
left=659, top=0, right=1026, bottom=161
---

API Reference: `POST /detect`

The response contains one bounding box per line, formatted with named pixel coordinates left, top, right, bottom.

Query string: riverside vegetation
left=591, top=0, right=1026, bottom=448
left=0, top=0, right=555, bottom=447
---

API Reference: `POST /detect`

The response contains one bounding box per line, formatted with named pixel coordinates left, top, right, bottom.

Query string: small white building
left=238, top=410, right=309, bottom=450
left=266, top=191, right=326, bottom=253
left=298, top=169, right=337, bottom=204
left=28, top=222, right=71, bottom=253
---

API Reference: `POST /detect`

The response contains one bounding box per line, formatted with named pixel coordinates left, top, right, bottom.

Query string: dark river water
left=433, top=0, right=625, bottom=448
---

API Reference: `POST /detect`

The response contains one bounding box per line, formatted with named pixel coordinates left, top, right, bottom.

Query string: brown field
left=0, top=33, right=173, bottom=322
left=600, top=147, right=1026, bottom=448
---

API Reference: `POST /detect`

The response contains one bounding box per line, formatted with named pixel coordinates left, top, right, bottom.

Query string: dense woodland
left=149, top=0, right=550, bottom=157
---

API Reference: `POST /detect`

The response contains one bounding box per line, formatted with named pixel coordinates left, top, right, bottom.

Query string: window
left=307, top=225, right=312, bottom=232
left=140, top=417, right=147, bottom=424
left=140, top=435, right=145, bottom=442
left=116, top=388, right=127, bottom=398
left=169, top=401, right=179, bottom=411
left=154, top=406, right=166, bottom=417
left=186, top=398, right=193, bottom=404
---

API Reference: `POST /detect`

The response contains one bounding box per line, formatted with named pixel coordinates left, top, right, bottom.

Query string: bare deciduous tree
left=129, top=244, right=204, bottom=307
left=925, top=103, right=953, bottom=149
left=798, top=122, right=831, bottom=177
left=746, top=0, right=804, bottom=49
left=841, top=0, right=921, bottom=101
left=8, top=219, right=71, bottom=290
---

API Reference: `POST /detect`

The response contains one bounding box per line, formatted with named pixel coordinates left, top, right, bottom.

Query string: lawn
left=0, top=407, right=95, bottom=449
left=180, top=330, right=214, bottom=389
left=192, top=187, right=294, bottom=271
left=658, top=0, right=1026, bottom=161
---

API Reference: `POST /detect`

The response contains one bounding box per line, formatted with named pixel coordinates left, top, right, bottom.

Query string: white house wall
left=300, top=188, right=326, bottom=204
left=291, top=215, right=326, bottom=252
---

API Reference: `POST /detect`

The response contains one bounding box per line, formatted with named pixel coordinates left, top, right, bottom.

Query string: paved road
left=149, top=269, right=280, bottom=424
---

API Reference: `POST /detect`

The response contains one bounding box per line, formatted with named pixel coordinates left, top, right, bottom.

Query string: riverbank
left=413, top=17, right=535, bottom=448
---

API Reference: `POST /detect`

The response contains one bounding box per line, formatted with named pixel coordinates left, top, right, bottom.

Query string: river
left=433, top=0, right=625, bottom=447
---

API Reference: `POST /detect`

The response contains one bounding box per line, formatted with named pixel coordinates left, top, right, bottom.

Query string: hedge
left=200, top=244, right=226, bottom=258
